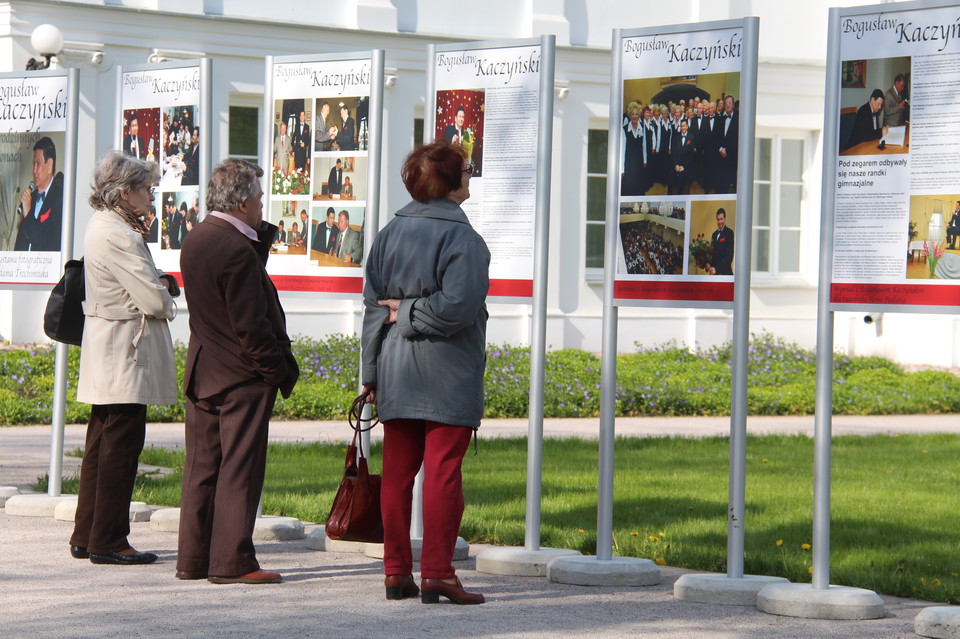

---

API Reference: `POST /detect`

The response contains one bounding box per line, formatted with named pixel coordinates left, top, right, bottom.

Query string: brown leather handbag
left=325, top=395, right=383, bottom=543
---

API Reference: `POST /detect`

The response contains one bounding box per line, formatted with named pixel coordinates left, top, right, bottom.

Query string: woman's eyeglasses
left=462, top=165, right=475, bottom=176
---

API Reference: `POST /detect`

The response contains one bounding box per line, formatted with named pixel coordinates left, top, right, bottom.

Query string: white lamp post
left=26, top=24, right=64, bottom=70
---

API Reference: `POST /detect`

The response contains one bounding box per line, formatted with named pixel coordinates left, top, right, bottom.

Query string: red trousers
left=381, top=419, right=473, bottom=579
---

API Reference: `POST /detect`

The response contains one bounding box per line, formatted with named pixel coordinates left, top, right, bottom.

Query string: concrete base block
left=0, top=486, right=21, bottom=507
left=4, top=493, right=76, bottom=517
left=547, top=555, right=660, bottom=587
left=304, top=527, right=368, bottom=553
left=53, top=499, right=152, bottom=523
left=756, top=582, right=885, bottom=620
left=363, top=537, right=469, bottom=561
left=149, top=507, right=180, bottom=532
left=915, top=606, right=960, bottom=638
left=252, top=516, right=304, bottom=541
left=475, top=546, right=582, bottom=577
left=674, top=573, right=790, bottom=606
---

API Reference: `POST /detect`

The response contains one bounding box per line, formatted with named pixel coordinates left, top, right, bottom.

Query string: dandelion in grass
left=578, top=529, right=585, bottom=534
left=762, top=458, right=769, bottom=463
left=658, top=532, right=665, bottom=538
left=808, top=566, right=813, bottom=574
left=776, top=539, right=784, bottom=547
left=655, top=558, right=666, bottom=566
left=801, top=543, right=811, bottom=550
left=933, top=579, right=942, bottom=587
left=649, top=536, right=659, bottom=543
left=630, top=532, right=639, bottom=537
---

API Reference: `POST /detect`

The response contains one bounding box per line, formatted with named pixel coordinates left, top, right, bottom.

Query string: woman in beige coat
left=70, top=152, right=180, bottom=565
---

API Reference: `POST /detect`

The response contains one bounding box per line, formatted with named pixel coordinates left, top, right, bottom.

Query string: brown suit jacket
left=180, top=215, right=298, bottom=401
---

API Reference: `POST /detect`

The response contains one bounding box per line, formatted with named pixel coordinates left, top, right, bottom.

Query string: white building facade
left=0, top=0, right=949, bottom=366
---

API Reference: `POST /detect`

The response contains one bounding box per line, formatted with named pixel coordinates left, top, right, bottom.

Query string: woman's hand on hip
left=378, top=299, right=400, bottom=324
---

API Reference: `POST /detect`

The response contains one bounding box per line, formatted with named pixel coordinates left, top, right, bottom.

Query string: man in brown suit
left=176, top=159, right=299, bottom=584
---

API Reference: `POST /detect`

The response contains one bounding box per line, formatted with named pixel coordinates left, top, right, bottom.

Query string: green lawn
left=71, top=432, right=959, bottom=604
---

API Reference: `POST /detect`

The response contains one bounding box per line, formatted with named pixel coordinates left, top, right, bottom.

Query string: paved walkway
left=1, top=415, right=956, bottom=638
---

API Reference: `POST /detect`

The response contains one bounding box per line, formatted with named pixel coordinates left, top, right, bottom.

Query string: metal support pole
left=523, top=35, right=555, bottom=552
left=48, top=69, right=80, bottom=497
left=596, top=29, right=625, bottom=562
left=726, top=16, right=759, bottom=579
left=812, top=7, right=843, bottom=591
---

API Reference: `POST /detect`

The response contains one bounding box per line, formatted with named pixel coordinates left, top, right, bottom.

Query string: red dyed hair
left=401, top=139, right=467, bottom=202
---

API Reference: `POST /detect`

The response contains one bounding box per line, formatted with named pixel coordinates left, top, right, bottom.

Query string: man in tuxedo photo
left=706, top=208, right=734, bottom=276
left=848, top=89, right=888, bottom=149
left=311, top=206, right=338, bottom=253
left=146, top=206, right=159, bottom=243
left=327, top=158, right=343, bottom=196
left=293, top=111, right=310, bottom=172
left=123, top=115, right=148, bottom=160
left=332, top=209, right=361, bottom=263
left=443, top=107, right=465, bottom=144
left=14, top=136, right=64, bottom=252
left=182, top=127, right=200, bottom=186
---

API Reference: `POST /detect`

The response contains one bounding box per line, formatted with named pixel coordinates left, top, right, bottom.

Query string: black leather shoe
left=70, top=545, right=89, bottom=559
left=89, top=550, right=158, bottom=565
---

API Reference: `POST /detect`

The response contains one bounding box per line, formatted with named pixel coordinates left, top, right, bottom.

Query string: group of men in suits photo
left=621, top=93, right=739, bottom=197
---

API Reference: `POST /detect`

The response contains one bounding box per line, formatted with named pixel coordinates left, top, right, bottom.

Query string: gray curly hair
left=206, top=159, right=263, bottom=212
left=88, top=152, right=159, bottom=211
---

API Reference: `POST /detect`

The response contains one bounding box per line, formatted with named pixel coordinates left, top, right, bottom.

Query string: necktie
left=34, top=191, right=45, bottom=218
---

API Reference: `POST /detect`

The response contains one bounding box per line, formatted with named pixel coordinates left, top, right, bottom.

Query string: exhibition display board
left=0, top=69, right=77, bottom=287
left=426, top=39, right=553, bottom=301
left=263, top=52, right=384, bottom=295
left=116, top=60, right=210, bottom=277
left=828, top=0, right=960, bottom=311
left=611, top=24, right=754, bottom=308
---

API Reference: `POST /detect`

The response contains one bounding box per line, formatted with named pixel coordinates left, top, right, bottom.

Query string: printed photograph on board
left=906, top=194, right=960, bottom=280
left=688, top=201, right=736, bottom=276
left=838, top=56, right=910, bottom=156
left=621, top=72, right=741, bottom=197
left=314, top=97, right=368, bottom=153
left=313, top=155, right=366, bottom=202
left=159, top=191, right=201, bottom=250
left=268, top=199, right=311, bottom=256
left=121, top=108, right=160, bottom=163
left=434, top=89, right=484, bottom=176
left=273, top=98, right=312, bottom=193
left=0, top=132, right=66, bottom=252
left=159, top=105, right=199, bottom=187
left=618, top=200, right=685, bottom=276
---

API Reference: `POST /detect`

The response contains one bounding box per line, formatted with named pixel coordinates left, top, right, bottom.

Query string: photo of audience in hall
left=838, top=56, right=910, bottom=155
left=907, top=194, right=960, bottom=280
left=435, top=89, right=484, bottom=176
left=620, top=72, right=740, bottom=197
left=618, top=201, right=685, bottom=276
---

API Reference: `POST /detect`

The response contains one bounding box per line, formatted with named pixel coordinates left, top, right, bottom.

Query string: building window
left=753, top=135, right=805, bottom=276
left=228, top=105, right=258, bottom=162
left=586, top=128, right=608, bottom=274
left=414, top=118, right=424, bottom=147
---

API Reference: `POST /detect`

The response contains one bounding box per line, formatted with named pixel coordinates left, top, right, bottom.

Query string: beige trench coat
left=76, top=209, right=178, bottom=405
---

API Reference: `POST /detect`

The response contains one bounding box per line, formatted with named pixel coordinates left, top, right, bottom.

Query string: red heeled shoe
left=420, top=577, right=485, bottom=605
left=384, top=574, right=419, bottom=600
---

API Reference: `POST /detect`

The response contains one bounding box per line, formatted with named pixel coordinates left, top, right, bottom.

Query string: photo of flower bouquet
left=273, top=167, right=310, bottom=196
left=689, top=233, right=714, bottom=271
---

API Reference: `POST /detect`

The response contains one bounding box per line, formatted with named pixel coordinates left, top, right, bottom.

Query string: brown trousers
left=176, top=381, right=277, bottom=577
left=70, top=404, right=147, bottom=554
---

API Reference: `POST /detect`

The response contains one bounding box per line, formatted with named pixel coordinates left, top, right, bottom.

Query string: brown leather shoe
left=421, top=577, right=485, bottom=605
left=385, top=574, right=419, bottom=600
left=175, top=570, right=208, bottom=580
left=208, top=569, right=282, bottom=584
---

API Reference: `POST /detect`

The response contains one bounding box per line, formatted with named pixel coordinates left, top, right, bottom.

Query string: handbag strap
left=348, top=394, right=379, bottom=461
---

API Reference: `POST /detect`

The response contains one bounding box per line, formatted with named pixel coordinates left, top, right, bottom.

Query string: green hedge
left=1, top=331, right=957, bottom=425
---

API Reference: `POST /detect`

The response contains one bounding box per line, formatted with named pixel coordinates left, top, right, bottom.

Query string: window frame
left=585, top=126, right=608, bottom=281
left=751, top=129, right=814, bottom=287
left=227, top=94, right=261, bottom=163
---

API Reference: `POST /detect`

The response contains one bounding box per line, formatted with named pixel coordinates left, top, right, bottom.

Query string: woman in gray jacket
left=70, top=152, right=180, bottom=565
left=362, top=140, right=490, bottom=605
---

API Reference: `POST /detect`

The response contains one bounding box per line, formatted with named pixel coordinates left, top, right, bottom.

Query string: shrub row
left=1, top=331, right=957, bottom=425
